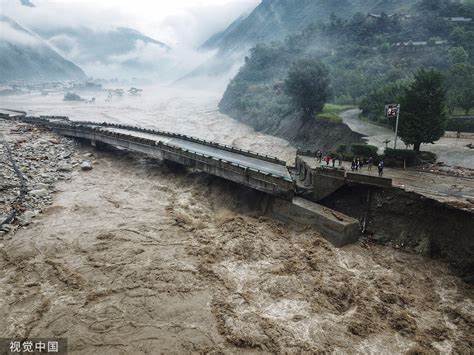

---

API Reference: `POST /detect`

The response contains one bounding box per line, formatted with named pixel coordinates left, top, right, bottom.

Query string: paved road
left=341, top=109, right=474, bottom=169
left=301, top=155, right=474, bottom=210
left=102, top=127, right=292, bottom=180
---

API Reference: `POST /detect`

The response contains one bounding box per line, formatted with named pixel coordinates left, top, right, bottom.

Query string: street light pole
left=394, top=104, right=400, bottom=149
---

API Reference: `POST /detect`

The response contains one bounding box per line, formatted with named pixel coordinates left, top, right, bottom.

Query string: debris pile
left=0, top=121, right=77, bottom=234
left=420, top=162, right=474, bottom=178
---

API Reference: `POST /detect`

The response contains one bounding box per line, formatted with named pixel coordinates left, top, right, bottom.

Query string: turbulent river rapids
left=0, top=87, right=472, bottom=354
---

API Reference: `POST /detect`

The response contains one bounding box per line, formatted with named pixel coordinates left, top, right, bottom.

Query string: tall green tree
left=447, top=63, right=474, bottom=115
left=284, top=59, right=331, bottom=119
left=398, top=69, right=447, bottom=151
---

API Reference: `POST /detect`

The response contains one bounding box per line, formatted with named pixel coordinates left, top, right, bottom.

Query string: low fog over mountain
left=202, top=0, right=417, bottom=53
left=0, top=15, right=86, bottom=82
left=35, top=26, right=171, bottom=80
left=1, top=0, right=258, bottom=83
left=185, top=0, right=418, bottom=80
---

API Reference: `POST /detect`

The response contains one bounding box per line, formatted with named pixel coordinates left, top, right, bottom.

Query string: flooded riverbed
left=0, top=86, right=297, bottom=163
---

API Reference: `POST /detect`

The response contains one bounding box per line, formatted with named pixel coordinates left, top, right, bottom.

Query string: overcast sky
left=0, top=0, right=260, bottom=46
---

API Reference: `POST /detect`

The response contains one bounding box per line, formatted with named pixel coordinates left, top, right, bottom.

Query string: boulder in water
left=81, top=160, right=93, bottom=171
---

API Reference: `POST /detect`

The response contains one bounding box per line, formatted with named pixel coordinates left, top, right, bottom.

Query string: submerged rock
left=81, top=160, right=93, bottom=171
left=19, top=210, right=36, bottom=226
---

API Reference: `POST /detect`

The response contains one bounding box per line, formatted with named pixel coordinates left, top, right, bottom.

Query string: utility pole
left=394, top=104, right=400, bottom=149
left=386, top=103, right=400, bottom=149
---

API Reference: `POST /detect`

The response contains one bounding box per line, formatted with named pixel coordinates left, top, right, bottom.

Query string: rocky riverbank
left=0, top=119, right=91, bottom=234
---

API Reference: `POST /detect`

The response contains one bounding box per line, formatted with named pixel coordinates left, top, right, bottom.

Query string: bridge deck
left=102, top=127, right=292, bottom=180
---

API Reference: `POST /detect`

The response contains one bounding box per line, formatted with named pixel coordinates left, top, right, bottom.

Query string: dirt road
left=0, top=123, right=472, bottom=353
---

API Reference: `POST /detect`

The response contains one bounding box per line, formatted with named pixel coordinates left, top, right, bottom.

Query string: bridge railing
left=47, top=121, right=295, bottom=192
left=100, top=122, right=287, bottom=166
left=23, top=115, right=287, bottom=167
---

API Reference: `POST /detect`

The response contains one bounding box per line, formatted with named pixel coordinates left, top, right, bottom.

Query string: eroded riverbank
left=0, top=119, right=472, bottom=354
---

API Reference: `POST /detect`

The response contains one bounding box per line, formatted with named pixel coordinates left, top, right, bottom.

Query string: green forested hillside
left=203, top=0, right=418, bottom=52
left=219, top=0, right=474, bottom=146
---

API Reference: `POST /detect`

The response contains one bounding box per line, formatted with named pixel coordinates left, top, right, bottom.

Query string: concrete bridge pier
left=89, top=139, right=113, bottom=152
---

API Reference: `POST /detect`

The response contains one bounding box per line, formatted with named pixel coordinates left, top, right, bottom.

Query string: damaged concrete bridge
left=1, top=111, right=393, bottom=246
left=24, top=115, right=296, bottom=199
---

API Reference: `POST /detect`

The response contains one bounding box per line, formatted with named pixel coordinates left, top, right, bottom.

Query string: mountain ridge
left=202, top=0, right=417, bottom=53
left=0, top=15, right=86, bottom=82
left=37, top=26, right=170, bottom=63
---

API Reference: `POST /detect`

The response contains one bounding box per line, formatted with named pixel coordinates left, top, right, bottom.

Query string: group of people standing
left=315, top=150, right=385, bottom=177
left=351, top=156, right=385, bottom=176
left=315, top=150, right=342, bottom=168
left=351, top=157, right=365, bottom=171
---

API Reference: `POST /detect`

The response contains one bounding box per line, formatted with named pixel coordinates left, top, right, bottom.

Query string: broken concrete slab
left=269, top=196, right=360, bottom=247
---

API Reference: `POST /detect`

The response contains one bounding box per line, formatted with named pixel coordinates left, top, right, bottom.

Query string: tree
left=446, top=63, right=474, bottom=115
left=446, top=91, right=460, bottom=115
left=448, top=46, right=469, bottom=65
left=360, top=79, right=409, bottom=122
left=284, top=59, right=331, bottom=119
left=398, top=69, right=447, bottom=151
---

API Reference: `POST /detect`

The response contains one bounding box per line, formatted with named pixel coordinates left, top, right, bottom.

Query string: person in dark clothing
left=316, top=150, right=322, bottom=163
left=351, top=159, right=356, bottom=171
left=378, top=160, right=385, bottom=177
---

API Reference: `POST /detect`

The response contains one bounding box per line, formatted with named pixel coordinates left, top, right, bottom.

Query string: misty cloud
left=0, top=0, right=260, bottom=81
left=19, top=0, right=35, bottom=7
left=0, top=20, right=40, bottom=46
left=80, top=40, right=217, bottom=82
left=109, top=40, right=168, bottom=65
left=1, top=0, right=259, bottom=46
left=47, top=34, right=80, bottom=57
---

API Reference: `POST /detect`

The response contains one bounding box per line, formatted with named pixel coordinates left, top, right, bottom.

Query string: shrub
left=323, top=103, right=355, bottom=114
left=446, top=116, right=474, bottom=133
left=336, top=144, right=347, bottom=153
left=385, top=148, right=417, bottom=164
left=418, top=151, right=437, bottom=163
left=384, top=148, right=437, bottom=167
left=316, top=112, right=342, bottom=123
left=341, top=152, right=355, bottom=162
left=350, top=144, right=378, bottom=158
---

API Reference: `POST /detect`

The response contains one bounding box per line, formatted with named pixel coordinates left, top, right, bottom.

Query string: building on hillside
left=444, top=17, right=472, bottom=23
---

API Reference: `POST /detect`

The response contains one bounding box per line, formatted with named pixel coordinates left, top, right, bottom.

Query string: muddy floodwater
left=0, top=86, right=297, bottom=163
left=0, top=88, right=473, bottom=353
